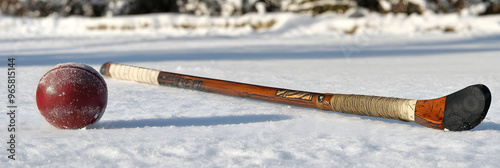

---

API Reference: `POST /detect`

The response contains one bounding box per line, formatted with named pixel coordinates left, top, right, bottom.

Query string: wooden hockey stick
left=100, top=62, right=491, bottom=131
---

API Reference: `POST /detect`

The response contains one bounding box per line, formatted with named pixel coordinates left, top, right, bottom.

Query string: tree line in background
left=0, top=0, right=499, bottom=17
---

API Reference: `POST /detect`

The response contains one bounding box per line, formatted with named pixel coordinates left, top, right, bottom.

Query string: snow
left=1, top=12, right=500, bottom=38
left=379, top=0, right=392, bottom=12
left=1, top=12, right=500, bottom=167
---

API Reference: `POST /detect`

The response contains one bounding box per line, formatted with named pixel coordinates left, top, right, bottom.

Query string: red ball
left=36, top=63, right=107, bottom=129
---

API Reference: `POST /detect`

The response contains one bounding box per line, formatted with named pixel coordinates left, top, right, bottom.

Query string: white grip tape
left=330, top=94, right=417, bottom=122
left=108, top=63, right=160, bottom=85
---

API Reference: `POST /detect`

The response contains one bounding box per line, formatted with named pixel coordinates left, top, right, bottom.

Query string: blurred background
left=1, top=0, right=499, bottom=17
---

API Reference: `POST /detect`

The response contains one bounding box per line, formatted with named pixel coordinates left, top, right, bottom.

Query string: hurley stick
left=100, top=62, right=491, bottom=131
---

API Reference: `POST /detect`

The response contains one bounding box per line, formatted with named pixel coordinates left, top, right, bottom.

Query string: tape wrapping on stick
left=330, top=94, right=416, bottom=122
left=108, top=63, right=160, bottom=85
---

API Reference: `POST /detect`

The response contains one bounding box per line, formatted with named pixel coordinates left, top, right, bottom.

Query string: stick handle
left=101, top=62, right=334, bottom=109
left=100, top=62, right=418, bottom=122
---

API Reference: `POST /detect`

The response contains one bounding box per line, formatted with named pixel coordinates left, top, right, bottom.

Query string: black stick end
left=443, top=84, right=491, bottom=131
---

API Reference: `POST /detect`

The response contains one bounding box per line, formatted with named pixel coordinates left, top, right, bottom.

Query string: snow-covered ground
left=1, top=12, right=500, bottom=167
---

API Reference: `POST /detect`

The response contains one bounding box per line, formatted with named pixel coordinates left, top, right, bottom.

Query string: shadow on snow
left=87, top=114, right=292, bottom=129
left=4, top=34, right=500, bottom=66
left=472, top=121, right=500, bottom=131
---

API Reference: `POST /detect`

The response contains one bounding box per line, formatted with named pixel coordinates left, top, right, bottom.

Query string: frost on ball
left=36, top=63, right=108, bottom=129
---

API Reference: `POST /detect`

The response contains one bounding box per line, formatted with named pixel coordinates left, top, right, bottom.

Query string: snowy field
left=1, top=12, right=500, bottom=167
